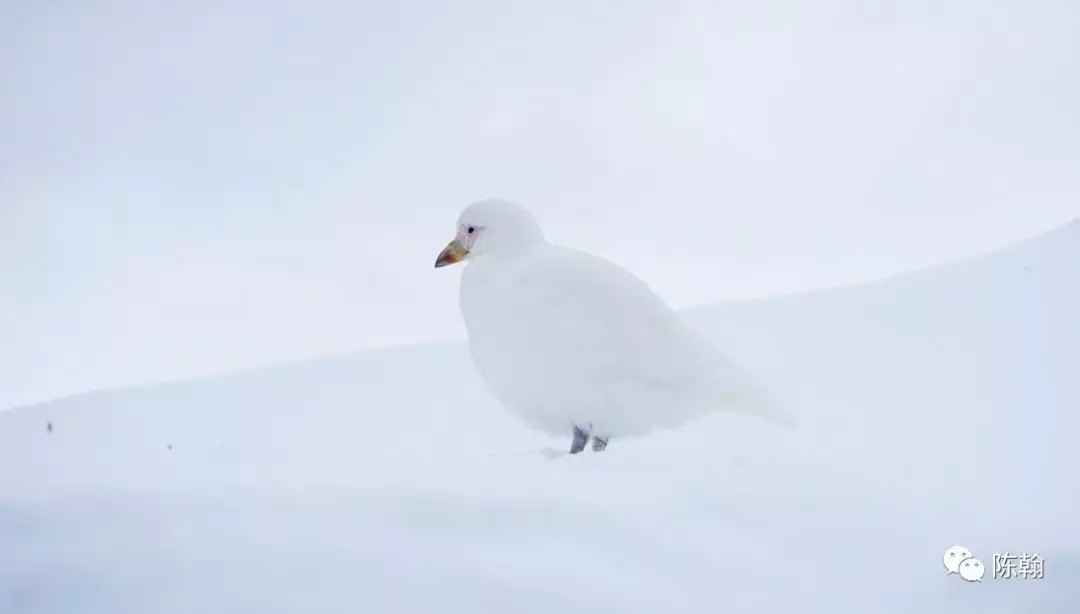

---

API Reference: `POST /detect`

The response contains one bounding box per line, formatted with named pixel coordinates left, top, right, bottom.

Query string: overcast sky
left=2, top=0, right=1078, bottom=408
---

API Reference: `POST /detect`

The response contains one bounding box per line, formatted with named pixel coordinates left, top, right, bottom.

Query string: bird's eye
left=467, top=226, right=476, bottom=234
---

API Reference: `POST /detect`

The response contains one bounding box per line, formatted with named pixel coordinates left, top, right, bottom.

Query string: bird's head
left=435, top=198, right=546, bottom=268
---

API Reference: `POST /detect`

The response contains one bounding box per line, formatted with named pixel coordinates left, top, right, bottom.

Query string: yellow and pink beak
left=434, top=238, right=469, bottom=268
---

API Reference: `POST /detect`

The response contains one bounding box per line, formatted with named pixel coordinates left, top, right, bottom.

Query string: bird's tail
left=711, top=360, right=799, bottom=429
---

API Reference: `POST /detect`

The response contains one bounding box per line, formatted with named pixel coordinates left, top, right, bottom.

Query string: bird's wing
left=470, top=246, right=793, bottom=427
left=502, top=247, right=685, bottom=374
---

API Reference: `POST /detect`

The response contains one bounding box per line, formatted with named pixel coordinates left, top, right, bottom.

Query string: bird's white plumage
left=451, top=199, right=793, bottom=439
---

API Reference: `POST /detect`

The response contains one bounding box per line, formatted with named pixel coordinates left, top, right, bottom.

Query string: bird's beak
left=434, top=238, right=468, bottom=268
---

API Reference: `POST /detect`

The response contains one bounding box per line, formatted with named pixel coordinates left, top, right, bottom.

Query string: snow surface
left=2, top=221, right=1078, bottom=613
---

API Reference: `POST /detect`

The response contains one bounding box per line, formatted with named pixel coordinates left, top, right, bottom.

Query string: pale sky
left=2, top=0, right=1079, bottom=409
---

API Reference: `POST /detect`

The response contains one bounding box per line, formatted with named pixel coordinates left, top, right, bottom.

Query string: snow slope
left=1, top=221, right=1078, bottom=613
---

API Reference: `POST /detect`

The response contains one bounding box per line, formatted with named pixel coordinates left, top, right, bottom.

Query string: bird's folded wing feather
left=484, top=247, right=795, bottom=427
left=485, top=249, right=736, bottom=391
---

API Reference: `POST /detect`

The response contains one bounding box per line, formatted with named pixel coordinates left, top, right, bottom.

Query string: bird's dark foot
left=570, top=425, right=590, bottom=454
left=591, top=436, right=608, bottom=452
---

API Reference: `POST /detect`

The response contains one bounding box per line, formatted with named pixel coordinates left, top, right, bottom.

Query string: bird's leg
left=591, top=436, right=608, bottom=452
left=569, top=424, right=590, bottom=454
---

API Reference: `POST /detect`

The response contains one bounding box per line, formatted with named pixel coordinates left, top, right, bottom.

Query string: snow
left=1, top=221, right=1079, bottom=613
left=449, top=199, right=792, bottom=441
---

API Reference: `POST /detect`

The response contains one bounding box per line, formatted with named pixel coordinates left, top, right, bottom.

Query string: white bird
left=435, top=199, right=793, bottom=454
